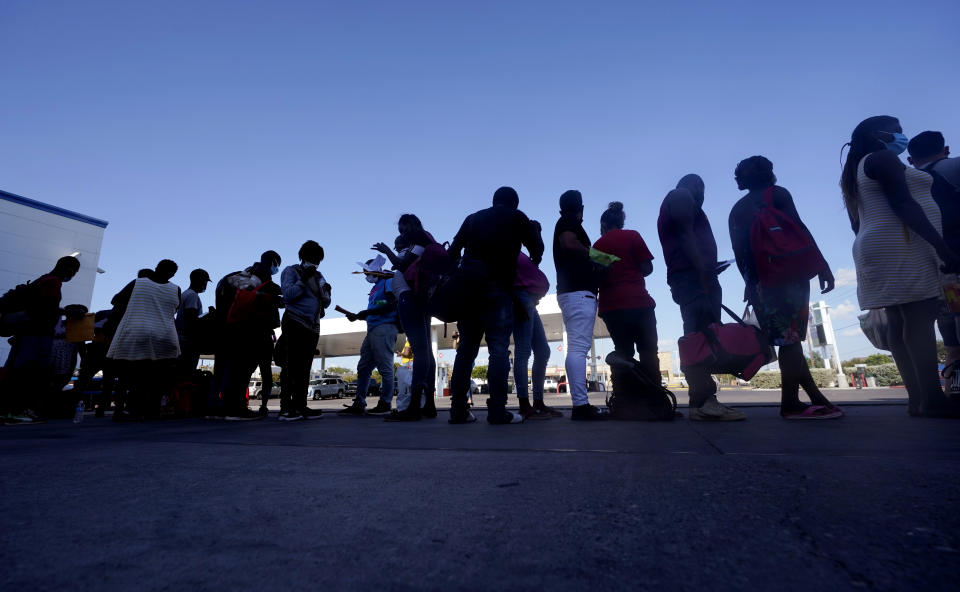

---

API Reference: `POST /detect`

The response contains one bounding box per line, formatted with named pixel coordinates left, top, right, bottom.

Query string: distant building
left=0, top=189, right=108, bottom=362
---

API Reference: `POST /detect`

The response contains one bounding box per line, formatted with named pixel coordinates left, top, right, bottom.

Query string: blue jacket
left=281, top=264, right=331, bottom=333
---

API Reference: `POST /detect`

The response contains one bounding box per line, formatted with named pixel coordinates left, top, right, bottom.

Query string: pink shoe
left=781, top=405, right=843, bottom=420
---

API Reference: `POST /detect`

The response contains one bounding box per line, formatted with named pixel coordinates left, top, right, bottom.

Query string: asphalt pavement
left=1, top=394, right=958, bottom=591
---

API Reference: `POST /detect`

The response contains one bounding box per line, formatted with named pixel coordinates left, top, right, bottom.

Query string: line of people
left=3, top=114, right=959, bottom=423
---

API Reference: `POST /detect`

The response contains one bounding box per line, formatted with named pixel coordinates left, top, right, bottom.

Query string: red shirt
left=592, top=228, right=655, bottom=313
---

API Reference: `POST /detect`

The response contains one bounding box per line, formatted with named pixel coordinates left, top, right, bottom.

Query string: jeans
left=558, top=291, right=597, bottom=406
left=669, top=270, right=722, bottom=407
left=451, top=286, right=514, bottom=419
left=395, top=362, right=422, bottom=410
left=599, top=307, right=660, bottom=386
left=355, top=323, right=398, bottom=407
left=513, top=290, right=549, bottom=401
left=397, top=292, right=435, bottom=396
left=280, top=316, right=318, bottom=413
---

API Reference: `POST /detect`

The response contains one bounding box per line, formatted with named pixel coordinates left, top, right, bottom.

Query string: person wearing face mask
left=841, top=116, right=960, bottom=417
left=339, top=256, right=399, bottom=416
left=1, top=256, right=81, bottom=424
left=278, top=240, right=331, bottom=421
left=729, top=156, right=842, bottom=420
left=210, top=250, right=283, bottom=421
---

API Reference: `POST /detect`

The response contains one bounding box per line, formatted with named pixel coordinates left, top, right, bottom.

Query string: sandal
left=781, top=405, right=843, bottom=420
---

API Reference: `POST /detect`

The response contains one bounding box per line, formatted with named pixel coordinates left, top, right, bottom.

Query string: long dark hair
left=840, top=116, right=898, bottom=228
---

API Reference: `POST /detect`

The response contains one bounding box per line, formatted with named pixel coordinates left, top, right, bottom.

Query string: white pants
left=558, top=291, right=597, bottom=406
left=395, top=362, right=423, bottom=410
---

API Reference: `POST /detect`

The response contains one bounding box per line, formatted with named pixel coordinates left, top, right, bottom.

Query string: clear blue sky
left=2, top=0, right=958, bottom=368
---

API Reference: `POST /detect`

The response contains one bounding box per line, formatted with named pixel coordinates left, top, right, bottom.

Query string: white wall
left=0, top=198, right=106, bottom=362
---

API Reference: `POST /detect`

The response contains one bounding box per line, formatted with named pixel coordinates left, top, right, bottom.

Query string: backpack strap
left=762, top=186, right=775, bottom=207
left=720, top=303, right=749, bottom=325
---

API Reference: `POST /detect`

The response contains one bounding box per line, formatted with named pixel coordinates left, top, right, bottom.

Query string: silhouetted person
left=658, top=174, right=744, bottom=420
left=376, top=218, right=440, bottom=422
left=908, top=131, right=960, bottom=395
left=1, top=256, right=81, bottom=423
left=279, top=241, right=330, bottom=421
left=512, top=244, right=560, bottom=419
left=553, top=190, right=607, bottom=420
left=842, top=118, right=960, bottom=417
left=340, top=258, right=399, bottom=416
left=731, top=156, right=838, bottom=419
left=176, top=268, right=211, bottom=378
left=215, top=251, right=283, bottom=421
left=72, top=309, right=117, bottom=418
left=447, top=186, right=544, bottom=424
left=593, top=202, right=662, bottom=403
left=107, top=259, right=181, bottom=420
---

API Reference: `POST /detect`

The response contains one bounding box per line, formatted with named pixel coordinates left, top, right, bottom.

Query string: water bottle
left=73, top=401, right=85, bottom=424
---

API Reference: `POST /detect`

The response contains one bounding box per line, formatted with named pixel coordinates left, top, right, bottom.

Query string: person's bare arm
left=666, top=189, right=711, bottom=290
left=866, top=149, right=960, bottom=269
left=558, top=231, right=588, bottom=256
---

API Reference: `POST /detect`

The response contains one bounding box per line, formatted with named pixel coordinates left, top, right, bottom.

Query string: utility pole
left=809, top=300, right=847, bottom=388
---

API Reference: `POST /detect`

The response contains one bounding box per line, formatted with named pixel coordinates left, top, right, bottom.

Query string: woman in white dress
left=107, top=260, right=181, bottom=419
left=841, top=116, right=960, bottom=417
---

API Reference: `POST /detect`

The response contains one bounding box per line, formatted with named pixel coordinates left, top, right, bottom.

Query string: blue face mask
left=270, top=265, right=279, bottom=276
left=883, top=132, right=909, bottom=155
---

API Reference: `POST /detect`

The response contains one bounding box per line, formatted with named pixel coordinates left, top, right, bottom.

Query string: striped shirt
left=853, top=156, right=942, bottom=309
left=107, top=278, right=181, bottom=361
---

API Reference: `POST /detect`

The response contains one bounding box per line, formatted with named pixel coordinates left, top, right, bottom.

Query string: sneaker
left=299, top=407, right=323, bottom=420
left=225, top=409, right=263, bottom=421
left=488, top=410, right=524, bottom=425
left=338, top=402, right=365, bottom=416
left=532, top=401, right=563, bottom=418
left=365, top=401, right=392, bottom=415
left=689, top=397, right=746, bottom=421
left=448, top=409, right=477, bottom=424
left=421, top=399, right=438, bottom=419
left=278, top=411, right=303, bottom=422
left=385, top=408, right=421, bottom=422
left=570, top=404, right=609, bottom=421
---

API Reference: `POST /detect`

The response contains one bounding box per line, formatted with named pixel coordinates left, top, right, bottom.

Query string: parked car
left=345, top=382, right=358, bottom=396
left=254, top=384, right=282, bottom=400
left=543, top=379, right=559, bottom=393
left=308, top=377, right=347, bottom=400
left=365, top=376, right=400, bottom=398
left=586, top=379, right=606, bottom=392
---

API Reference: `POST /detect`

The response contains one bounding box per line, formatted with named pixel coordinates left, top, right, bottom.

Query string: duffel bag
left=678, top=304, right=775, bottom=381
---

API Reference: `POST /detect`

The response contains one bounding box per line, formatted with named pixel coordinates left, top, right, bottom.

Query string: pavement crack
left=686, top=424, right=725, bottom=455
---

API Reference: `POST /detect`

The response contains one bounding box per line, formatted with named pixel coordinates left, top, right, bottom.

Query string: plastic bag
left=858, top=309, right=890, bottom=351
left=942, top=274, right=960, bottom=315
left=742, top=305, right=761, bottom=329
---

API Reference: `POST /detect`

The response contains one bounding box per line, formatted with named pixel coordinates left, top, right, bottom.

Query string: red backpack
left=750, top=187, right=824, bottom=286
left=403, top=241, right=454, bottom=297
